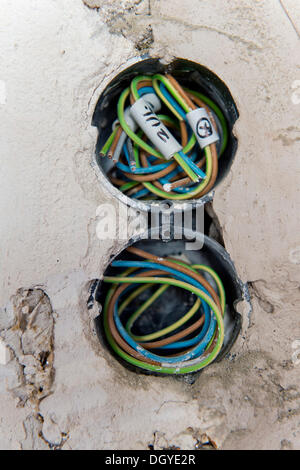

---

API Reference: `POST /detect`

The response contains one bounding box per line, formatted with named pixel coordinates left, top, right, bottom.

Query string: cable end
left=163, top=183, right=172, bottom=192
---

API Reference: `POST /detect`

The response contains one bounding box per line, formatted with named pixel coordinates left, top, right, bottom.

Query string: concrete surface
left=0, top=0, right=299, bottom=450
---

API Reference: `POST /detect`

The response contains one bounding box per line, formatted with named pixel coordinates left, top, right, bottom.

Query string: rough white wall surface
left=0, top=0, right=299, bottom=450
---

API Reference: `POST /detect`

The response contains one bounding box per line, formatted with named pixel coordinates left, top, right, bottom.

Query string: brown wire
left=126, top=184, right=144, bottom=196
left=108, top=126, right=123, bottom=159
left=166, top=74, right=196, bottom=110
left=140, top=315, right=205, bottom=350
left=109, top=175, right=128, bottom=187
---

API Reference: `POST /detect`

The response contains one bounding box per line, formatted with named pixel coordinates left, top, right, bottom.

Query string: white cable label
left=130, top=97, right=182, bottom=160
left=143, top=93, right=161, bottom=113
left=186, top=108, right=219, bottom=149
left=121, top=93, right=161, bottom=133
left=125, top=107, right=138, bottom=132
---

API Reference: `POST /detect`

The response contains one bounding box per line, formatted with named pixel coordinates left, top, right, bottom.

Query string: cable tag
left=186, top=108, right=219, bottom=149
left=130, top=97, right=182, bottom=160
left=120, top=93, right=162, bottom=133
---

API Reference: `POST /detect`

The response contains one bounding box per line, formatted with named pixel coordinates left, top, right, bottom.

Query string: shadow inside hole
left=95, top=231, right=245, bottom=377
left=92, top=57, right=239, bottom=207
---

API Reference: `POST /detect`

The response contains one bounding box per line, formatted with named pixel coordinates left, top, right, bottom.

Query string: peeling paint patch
left=249, top=281, right=275, bottom=314
left=135, top=24, right=154, bottom=51
left=0, top=288, right=55, bottom=406
left=82, top=0, right=154, bottom=52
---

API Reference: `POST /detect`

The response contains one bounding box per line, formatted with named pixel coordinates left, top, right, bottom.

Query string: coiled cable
left=100, top=73, right=228, bottom=201
left=102, top=247, right=225, bottom=374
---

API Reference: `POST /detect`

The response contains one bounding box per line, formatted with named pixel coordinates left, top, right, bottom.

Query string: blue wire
left=133, top=188, right=149, bottom=199
left=118, top=143, right=173, bottom=175
left=138, top=86, right=156, bottom=97
left=158, top=151, right=199, bottom=193
left=178, top=150, right=206, bottom=179
left=123, top=141, right=131, bottom=167
left=112, top=260, right=212, bottom=302
left=159, top=151, right=197, bottom=182
left=117, top=160, right=171, bottom=175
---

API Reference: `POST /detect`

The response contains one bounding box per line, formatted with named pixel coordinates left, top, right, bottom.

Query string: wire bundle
left=100, top=73, right=228, bottom=201
left=102, top=247, right=225, bottom=374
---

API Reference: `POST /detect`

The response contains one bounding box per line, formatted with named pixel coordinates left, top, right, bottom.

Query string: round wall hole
left=92, top=57, right=239, bottom=212
left=95, top=229, right=246, bottom=377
